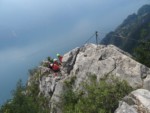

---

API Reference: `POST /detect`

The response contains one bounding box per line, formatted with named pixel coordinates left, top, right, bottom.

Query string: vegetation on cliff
left=59, top=75, right=133, bottom=113
left=0, top=69, right=50, bottom=113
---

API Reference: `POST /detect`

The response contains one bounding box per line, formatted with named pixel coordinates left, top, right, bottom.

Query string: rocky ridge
left=28, top=43, right=150, bottom=113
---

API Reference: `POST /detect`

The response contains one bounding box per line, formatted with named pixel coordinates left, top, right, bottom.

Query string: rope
left=83, top=31, right=105, bottom=45
left=84, top=33, right=95, bottom=44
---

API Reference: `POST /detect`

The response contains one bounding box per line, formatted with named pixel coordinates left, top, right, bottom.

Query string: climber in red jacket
left=53, top=58, right=59, bottom=66
left=50, top=63, right=60, bottom=72
left=49, top=63, right=60, bottom=76
left=57, top=53, right=63, bottom=63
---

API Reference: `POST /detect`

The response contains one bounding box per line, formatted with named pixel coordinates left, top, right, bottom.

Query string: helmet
left=50, top=64, right=53, bottom=67
left=53, top=58, right=57, bottom=62
left=57, top=53, right=60, bottom=57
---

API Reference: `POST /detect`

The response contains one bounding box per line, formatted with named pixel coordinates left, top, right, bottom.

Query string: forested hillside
left=101, top=4, right=150, bottom=54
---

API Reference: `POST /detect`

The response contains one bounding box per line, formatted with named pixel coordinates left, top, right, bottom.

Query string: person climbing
left=50, top=63, right=60, bottom=76
left=50, top=63, right=60, bottom=72
left=47, top=56, right=54, bottom=63
left=47, top=62, right=52, bottom=69
left=57, top=53, right=63, bottom=63
left=53, top=58, right=59, bottom=65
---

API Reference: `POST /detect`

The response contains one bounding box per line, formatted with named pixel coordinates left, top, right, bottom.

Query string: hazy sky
left=0, top=0, right=149, bottom=105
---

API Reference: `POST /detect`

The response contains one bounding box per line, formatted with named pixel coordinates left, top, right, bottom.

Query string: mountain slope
left=101, top=4, right=150, bottom=53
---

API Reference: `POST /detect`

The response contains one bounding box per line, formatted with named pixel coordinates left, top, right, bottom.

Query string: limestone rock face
left=115, top=89, right=150, bottom=113
left=62, top=44, right=150, bottom=89
left=27, top=43, right=150, bottom=113
left=115, top=101, right=138, bottom=113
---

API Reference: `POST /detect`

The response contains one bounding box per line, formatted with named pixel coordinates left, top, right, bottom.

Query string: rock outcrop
left=115, top=89, right=150, bottom=113
left=28, top=43, right=150, bottom=113
left=62, top=44, right=150, bottom=89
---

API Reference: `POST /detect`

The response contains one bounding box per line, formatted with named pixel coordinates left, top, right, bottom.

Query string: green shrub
left=0, top=79, right=50, bottom=113
left=0, top=80, right=39, bottom=113
left=60, top=75, right=133, bottom=113
left=0, top=65, right=51, bottom=113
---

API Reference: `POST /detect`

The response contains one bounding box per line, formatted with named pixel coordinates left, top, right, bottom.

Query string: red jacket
left=52, top=64, right=60, bottom=71
left=58, top=56, right=63, bottom=63
left=54, top=61, right=59, bottom=65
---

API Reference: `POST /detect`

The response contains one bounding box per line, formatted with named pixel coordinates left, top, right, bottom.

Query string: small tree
left=0, top=80, right=39, bottom=113
left=0, top=79, right=50, bottom=113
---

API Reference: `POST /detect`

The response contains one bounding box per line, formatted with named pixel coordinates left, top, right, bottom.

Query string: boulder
left=115, top=89, right=150, bottom=113
left=115, top=101, right=138, bottom=113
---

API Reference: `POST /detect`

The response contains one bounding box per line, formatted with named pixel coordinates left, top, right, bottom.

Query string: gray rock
left=50, top=81, right=65, bottom=113
left=115, top=89, right=150, bottom=113
left=62, top=47, right=80, bottom=74
left=115, top=101, right=138, bottom=113
left=143, top=72, right=150, bottom=91
left=39, top=74, right=62, bottom=97
left=131, top=89, right=150, bottom=112
left=64, top=44, right=150, bottom=89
